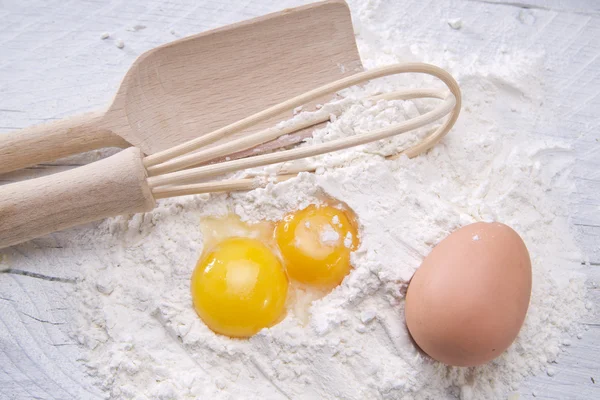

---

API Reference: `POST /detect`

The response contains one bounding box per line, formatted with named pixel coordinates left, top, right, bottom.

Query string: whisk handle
left=0, top=147, right=155, bottom=249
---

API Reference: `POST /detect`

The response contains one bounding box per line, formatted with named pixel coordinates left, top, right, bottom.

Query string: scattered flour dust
left=68, top=5, right=589, bottom=400
left=319, top=224, right=340, bottom=245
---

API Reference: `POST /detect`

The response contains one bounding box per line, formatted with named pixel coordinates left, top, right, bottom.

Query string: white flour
left=66, top=4, right=590, bottom=400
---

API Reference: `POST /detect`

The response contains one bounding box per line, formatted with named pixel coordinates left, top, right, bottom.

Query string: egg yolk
left=190, top=237, right=288, bottom=338
left=275, top=205, right=359, bottom=288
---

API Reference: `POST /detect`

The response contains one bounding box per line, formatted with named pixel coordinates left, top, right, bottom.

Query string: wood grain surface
left=0, top=0, right=598, bottom=399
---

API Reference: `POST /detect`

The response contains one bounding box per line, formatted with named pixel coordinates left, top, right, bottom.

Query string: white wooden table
left=0, top=0, right=598, bottom=398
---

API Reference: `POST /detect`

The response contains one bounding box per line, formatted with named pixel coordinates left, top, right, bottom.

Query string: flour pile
left=69, top=5, right=589, bottom=400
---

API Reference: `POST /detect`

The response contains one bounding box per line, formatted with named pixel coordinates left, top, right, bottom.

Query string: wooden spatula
left=0, top=0, right=362, bottom=175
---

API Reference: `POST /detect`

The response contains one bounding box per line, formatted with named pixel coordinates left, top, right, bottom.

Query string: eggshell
left=405, top=222, right=532, bottom=367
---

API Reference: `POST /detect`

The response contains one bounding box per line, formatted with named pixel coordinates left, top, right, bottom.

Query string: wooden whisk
left=0, top=63, right=460, bottom=249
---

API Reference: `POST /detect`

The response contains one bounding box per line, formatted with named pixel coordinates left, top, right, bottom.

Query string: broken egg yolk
left=275, top=205, right=359, bottom=288
left=190, top=237, right=288, bottom=338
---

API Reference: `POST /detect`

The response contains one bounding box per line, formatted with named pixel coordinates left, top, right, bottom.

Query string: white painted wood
left=0, top=0, right=598, bottom=399
left=470, top=0, right=600, bottom=14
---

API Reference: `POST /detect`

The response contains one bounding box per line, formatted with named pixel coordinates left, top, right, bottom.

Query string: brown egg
left=405, top=222, right=532, bottom=367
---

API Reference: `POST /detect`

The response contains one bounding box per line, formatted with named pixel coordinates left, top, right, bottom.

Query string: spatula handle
left=0, top=111, right=129, bottom=175
left=0, top=147, right=155, bottom=249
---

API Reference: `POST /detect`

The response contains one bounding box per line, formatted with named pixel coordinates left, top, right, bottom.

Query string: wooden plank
left=470, top=0, right=600, bottom=14
left=1, top=0, right=598, bottom=399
